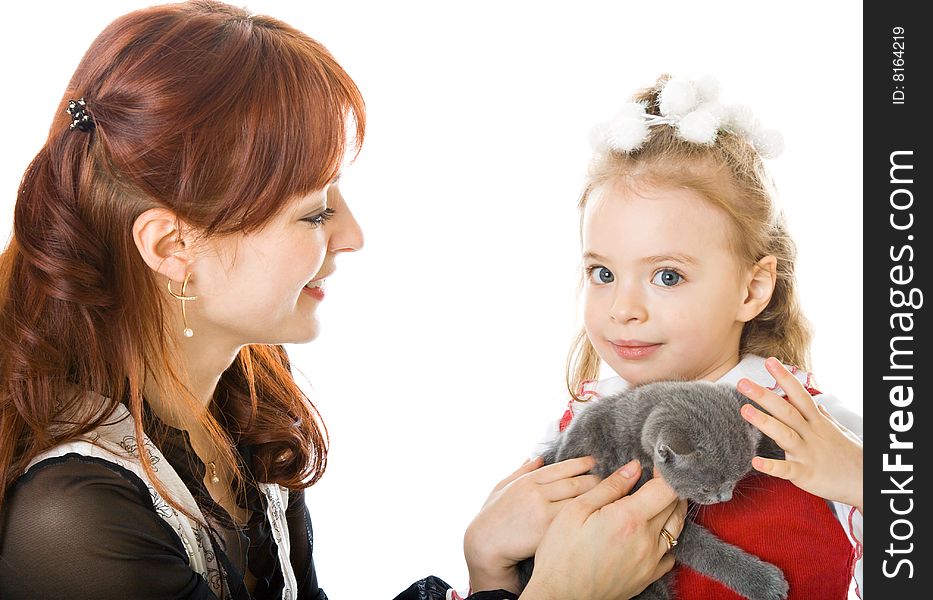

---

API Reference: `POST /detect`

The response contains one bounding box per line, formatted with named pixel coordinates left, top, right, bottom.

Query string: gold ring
left=660, top=527, right=678, bottom=551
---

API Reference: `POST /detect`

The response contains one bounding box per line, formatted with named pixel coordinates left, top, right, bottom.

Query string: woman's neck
left=142, top=332, right=242, bottom=434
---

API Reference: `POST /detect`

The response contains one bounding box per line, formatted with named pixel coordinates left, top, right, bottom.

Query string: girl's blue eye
left=302, top=207, right=336, bottom=228
left=651, top=268, right=683, bottom=287
left=586, top=265, right=614, bottom=285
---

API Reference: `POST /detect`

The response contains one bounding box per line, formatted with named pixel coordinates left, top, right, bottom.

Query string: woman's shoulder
left=0, top=454, right=214, bottom=599
left=15, top=449, right=147, bottom=482
left=3, top=453, right=159, bottom=535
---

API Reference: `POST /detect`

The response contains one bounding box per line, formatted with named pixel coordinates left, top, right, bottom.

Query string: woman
left=0, top=2, right=685, bottom=598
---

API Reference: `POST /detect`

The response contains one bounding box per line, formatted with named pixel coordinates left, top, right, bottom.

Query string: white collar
left=584, top=354, right=813, bottom=400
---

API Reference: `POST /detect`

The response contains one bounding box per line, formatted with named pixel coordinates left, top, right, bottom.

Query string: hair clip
left=65, top=98, right=95, bottom=132
left=593, top=76, right=784, bottom=159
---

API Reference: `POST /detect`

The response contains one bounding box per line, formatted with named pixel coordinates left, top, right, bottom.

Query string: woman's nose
left=331, top=202, right=364, bottom=253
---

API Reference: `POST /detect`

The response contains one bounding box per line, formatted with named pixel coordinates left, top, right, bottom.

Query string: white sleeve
left=530, top=393, right=575, bottom=458
left=819, top=392, right=863, bottom=598
left=815, top=391, right=863, bottom=438
left=829, top=500, right=863, bottom=599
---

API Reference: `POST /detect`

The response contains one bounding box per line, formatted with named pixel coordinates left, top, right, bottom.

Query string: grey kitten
left=516, top=380, right=789, bottom=600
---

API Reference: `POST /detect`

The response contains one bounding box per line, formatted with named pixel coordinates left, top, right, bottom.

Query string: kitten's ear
left=656, top=442, right=675, bottom=463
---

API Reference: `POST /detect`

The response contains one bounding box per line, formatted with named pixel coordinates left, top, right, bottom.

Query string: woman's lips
left=610, top=341, right=662, bottom=359
left=301, top=285, right=325, bottom=300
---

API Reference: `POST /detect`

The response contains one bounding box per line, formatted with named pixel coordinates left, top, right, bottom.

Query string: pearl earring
left=166, top=273, right=198, bottom=337
left=207, top=461, right=220, bottom=484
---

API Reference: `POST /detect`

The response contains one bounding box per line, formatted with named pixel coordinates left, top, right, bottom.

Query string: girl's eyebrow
left=583, top=251, right=698, bottom=265
left=640, top=253, right=698, bottom=266
left=583, top=251, right=609, bottom=261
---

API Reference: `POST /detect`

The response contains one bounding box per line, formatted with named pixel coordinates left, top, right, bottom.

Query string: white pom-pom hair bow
left=594, top=76, right=784, bottom=159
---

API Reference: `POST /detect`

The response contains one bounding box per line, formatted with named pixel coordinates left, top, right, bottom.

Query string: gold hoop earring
left=167, top=272, right=198, bottom=337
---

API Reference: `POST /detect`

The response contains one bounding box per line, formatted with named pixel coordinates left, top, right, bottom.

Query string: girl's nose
left=608, top=284, right=647, bottom=323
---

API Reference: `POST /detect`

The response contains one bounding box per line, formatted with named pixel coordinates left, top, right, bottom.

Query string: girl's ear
left=737, top=255, right=777, bottom=322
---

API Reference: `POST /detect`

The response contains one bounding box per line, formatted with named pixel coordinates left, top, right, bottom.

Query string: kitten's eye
left=586, top=265, right=615, bottom=285
left=651, top=268, right=683, bottom=287
left=700, top=486, right=713, bottom=494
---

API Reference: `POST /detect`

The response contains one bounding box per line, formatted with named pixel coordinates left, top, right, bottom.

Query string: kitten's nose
left=717, top=489, right=733, bottom=502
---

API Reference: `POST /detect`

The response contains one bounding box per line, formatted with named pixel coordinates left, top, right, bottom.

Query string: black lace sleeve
left=285, top=486, right=327, bottom=599
left=392, top=576, right=519, bottom=600
left=0, top=454, right=218, bottom=600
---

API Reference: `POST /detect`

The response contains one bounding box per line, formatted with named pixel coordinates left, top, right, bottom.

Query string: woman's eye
left=302, top=207, right=336, bottom=228
left=651, top=268, right=683, bottom=287
left=586, top=266, right=615, bottom=285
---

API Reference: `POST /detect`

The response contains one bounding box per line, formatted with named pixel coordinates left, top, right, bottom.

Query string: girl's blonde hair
left=566, top=75, right=812, bottom=402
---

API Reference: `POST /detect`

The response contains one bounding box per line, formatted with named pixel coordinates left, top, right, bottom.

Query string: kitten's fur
left=516, top=380, right=789, bottom=600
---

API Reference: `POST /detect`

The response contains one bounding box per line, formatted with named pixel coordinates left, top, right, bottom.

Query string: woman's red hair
left=0, top=0, right=365, bottom=526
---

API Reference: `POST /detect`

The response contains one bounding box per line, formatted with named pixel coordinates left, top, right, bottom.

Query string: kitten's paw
left=739, top=560, right=789, bottom=600
left=633, top=578, right=670, bottom=600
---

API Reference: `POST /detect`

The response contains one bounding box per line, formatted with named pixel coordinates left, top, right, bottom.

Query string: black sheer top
left=0, top=400, right=325, bottom=599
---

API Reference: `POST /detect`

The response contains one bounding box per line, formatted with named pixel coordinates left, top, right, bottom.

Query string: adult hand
left=522, top=460, right=687, bottom=600
left=465, top=455, right=601, bottom=593
left=738, top=356, right=864, bottom=514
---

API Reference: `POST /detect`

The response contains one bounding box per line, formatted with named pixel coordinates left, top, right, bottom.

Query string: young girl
left=465, top=75, right=863, bottom=599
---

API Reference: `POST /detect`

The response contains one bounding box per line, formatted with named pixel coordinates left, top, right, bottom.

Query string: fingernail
left=619, top=460, right=638, bottom=478
left=766, top=357, right=781, bottom=369
left=737, top=379, right=752, bottom=393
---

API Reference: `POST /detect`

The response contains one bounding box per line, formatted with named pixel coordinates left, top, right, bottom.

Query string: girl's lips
left=610, top=341, right=662, bottom=359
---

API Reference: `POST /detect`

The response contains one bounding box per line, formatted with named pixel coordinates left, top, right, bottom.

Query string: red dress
left=673, top=474, right=855, bottom=599
left=674, top=387, right=856, bottom=599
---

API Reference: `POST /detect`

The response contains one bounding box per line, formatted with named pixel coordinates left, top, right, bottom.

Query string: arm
left=0, top=455, right=217, bottom=600
left=738, top=358, right=864, bottom=597
left=737, top=357, right=863, bottom=513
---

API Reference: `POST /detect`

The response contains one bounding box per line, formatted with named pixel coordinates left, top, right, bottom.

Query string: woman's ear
left=132, top=208, right=196, bottom=281
left=737, top=255, right=777, bottom=322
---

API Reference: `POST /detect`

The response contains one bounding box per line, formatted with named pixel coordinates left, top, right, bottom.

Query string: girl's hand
left=523, top=461, right=687, bottom=600
left=737, top=356, right=863, bottom=514
left=464, top=455, right=601, bottom=593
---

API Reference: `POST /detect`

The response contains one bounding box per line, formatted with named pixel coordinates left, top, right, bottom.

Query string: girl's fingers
left=817, top=403, right=856, bottom=435
left=535, top=455, right=598, bottom=484
left=737, top=377, right=808, bottom=434
left=817, top=404, right=864, bottom=446
left=741, top=403, right=804, bottom=453
left=493, top=455, right=544, bottom=490
left=751, top=455, right=802, bottom=481
left=542, top=474, right=602, bottom=501
left=763, top=356, right=822, bottom=421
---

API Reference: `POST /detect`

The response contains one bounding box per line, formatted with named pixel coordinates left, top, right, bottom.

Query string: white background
left=2, top=1, right=862, bottom=596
